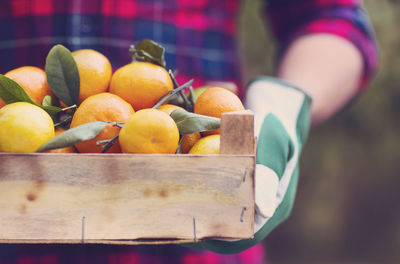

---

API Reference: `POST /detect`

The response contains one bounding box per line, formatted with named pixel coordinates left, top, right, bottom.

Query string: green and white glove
left=195, top=77, right=312, bottom=254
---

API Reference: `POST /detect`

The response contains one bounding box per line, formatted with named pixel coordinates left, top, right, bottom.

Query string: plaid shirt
left=0, top=0, right=377, bottom=263
left=0, top=0, right=377, bottom=98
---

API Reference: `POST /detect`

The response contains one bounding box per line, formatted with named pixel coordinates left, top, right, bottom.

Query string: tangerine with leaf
left=0, top=66, right=53, bottom=108
left=70, top=93, right=134, bottom=153
left=158, top=105, right=202, bottom=154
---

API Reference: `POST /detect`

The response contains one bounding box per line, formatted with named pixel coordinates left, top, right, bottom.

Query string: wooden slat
left=220, top=110, right=255, bottom=155
left=0, top=153, right=254, bottom=244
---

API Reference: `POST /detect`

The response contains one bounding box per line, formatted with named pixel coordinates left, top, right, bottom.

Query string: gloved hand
left=194, top=77, right=312, bottom=254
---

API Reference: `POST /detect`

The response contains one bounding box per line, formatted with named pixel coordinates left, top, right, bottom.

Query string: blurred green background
left=239, top=0, right=400, bottom=263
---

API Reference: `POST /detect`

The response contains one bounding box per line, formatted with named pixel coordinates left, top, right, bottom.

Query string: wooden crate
left=0, top=110, right=255, bottom=245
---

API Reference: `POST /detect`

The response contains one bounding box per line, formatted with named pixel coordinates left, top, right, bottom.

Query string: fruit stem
left=54, top=115, right=72, bottom=128
left=129, top=45, right=138, bottom=62
left=107, top=121, right=125, bottom=128
left=152, top=79, right=194, bottom=109
left=187, top=86, right=196, bottom=106
left=168, top=70, right=194, bottom=112
left=176, top=136, right=183, bottom=154
left=61, top=104, right=77, bottom=111
left=97, top=122, right=124, bottom=152
left=97, top=134, right=119, bottom=153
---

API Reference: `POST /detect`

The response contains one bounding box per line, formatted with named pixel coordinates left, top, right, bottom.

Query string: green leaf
left=133, top=39, right=166, bottom=67
left=40, top=105, right=63, bottom=116
left=42, top=95, right=53, bottom=106
left=170, top=109, right=220, bottom=135
left=0, top=74, right=36, bottom=104
left=37, top=121, right=107, bottom=152
left=41, top=95, right=63, bottom=117
left=45, top=44, right=80, bottom=106
left=0, top=74, right=62, bottom=117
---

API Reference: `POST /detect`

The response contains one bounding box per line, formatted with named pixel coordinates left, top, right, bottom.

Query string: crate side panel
left=0, top=154, right=254, bottom=242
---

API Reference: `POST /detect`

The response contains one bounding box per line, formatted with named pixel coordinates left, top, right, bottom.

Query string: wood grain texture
left=0, top=154, right=254, bottom=244
left=220, top=110, right=255, bottom=155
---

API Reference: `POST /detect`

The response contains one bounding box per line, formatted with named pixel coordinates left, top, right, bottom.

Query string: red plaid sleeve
left=266, top=0, right=378, bottom=90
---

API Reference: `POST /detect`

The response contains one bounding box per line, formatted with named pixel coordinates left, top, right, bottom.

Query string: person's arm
left=186, top=1, right=378, bottom=255
left=266, top=0, right=378, bottom=125
left=278, top=34, right=363, bottom=125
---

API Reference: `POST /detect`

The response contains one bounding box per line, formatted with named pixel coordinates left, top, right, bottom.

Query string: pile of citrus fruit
left=0, top=40, right=244, bottom=155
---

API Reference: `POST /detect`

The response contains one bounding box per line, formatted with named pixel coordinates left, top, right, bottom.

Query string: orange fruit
left=119, top=108, right=179, bottom=154
left=0, top=102, right=54, bottom=153
left=157, top=105, right=200, bottom=154
left=186, top=85, right=211, bottom=102
left=188, top=135, right=220, bottom=154
left=70, top=93, right=134, bottom=153
left=180, top=132, right=201, bottom=154
left=194, top=87, right=244, bottom=135
left=157, top=104, right=185, bottom=115
left=71, top=49, right=112, bottom=104
left=45, top=128, right=77, bottom=153
left=1, top=66, right=53, bottom=108
left=109, top=62, right=173, bottom=110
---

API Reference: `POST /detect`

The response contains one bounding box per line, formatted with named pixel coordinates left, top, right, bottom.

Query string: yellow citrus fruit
left=119, top=108, right=179, bottom=154
left=180, top=132, right=201, bottom=154
left=109, top=62, right=173, bottom=110
left=157, top=104, right=185, bottom=115
left=71, top=49, right=112, bottom=104
left=0, top=102, right=54, bottom=153
left=0, top=66, right=53, bottom=108
left=188, top=135, right=220, bottom=154
left=70, top=93, right=134, bottom=153
left=157, top=105, right=200, bottom=154
left=194, top=87, right=244, bottom=135
left=45, top=128, right=77, bottom=153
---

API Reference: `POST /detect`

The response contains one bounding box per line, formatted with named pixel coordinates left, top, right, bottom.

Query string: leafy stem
left=61, top=104, right=77, bottom=112
left=168, top=70, right=194, bottom=112
left=97, top=134, right=119, bottom=153
left=187, top=85, right=196, bottom=107
left=152, top=79, right=194, bottom=109
left=96, top=122, right=125, bottom=153
left=113, top=122, right=125, bottom=128
left=129, top=40, right=166, bottom=67
left=54, top=115, right=72, bottom=128
left=129, top=45, right=142, bottom=62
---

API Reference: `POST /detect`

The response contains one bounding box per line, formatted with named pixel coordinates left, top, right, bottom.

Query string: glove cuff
left=246, top=76, right=311, bottom=97
left=245, top=76, right=312, bottom=140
